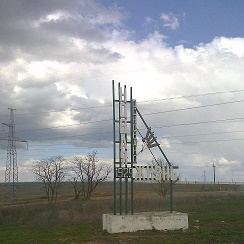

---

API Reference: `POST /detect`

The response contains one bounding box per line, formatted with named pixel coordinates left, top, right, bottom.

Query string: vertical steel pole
left=118, top=83, right=123, bottom=215
left=125, top=176, right=128, bottom=214
left=170, top=165, right=173, bottom=213
left=124, top=85, right=128, bottom=214
left=130, top=88, right=134, bottom=214
left=112, top=80, right=117, bottom=215
left=170, top=179, right=173, bottom=213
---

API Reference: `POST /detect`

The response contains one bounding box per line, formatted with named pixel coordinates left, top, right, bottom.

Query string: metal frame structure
left=0, top=108, right=27, bottom=201
left=112, top=81, right=176, bottom=214
left=112, top=81, right=136, bottom=215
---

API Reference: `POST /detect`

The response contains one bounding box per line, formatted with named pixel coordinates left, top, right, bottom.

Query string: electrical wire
left=3, top=99, right=243, bottom=135
left=1, top=116, right=242, bottom=141
left=161, top=130, right=244, bottom=139
left=139, top=89, right=244, bottom=104
left=1, top=88, right=243, bottom=117
left=153, top=116, right=244, bottom=129
left=142, top=99, right=244, bottom=116
left=170, top=138, right=244, bottom=145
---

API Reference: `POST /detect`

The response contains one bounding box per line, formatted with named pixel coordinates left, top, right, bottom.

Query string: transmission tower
left=0, top=108, right=27, bottom=202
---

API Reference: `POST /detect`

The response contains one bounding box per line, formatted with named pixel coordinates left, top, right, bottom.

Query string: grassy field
left=0, top=182, right=243, bottom=243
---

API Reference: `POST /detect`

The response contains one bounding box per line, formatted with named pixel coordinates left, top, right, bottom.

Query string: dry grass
left=0, top=182, right=243, bottom=243
left=0, top=181, right=243, bottom=228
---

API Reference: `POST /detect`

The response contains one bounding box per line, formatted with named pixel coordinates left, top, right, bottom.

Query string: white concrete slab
left=103, top=211, right=188, bottom=233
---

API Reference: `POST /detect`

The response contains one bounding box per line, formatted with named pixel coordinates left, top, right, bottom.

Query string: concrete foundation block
left=103, top=211, right=188, bottom=233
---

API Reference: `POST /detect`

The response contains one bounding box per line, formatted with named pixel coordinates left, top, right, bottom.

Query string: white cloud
left=0, top=1, right=243, bottom=183
left=160, top=12, right=179, bottom=30
left=160, top=138, right=171, bottom=149
left=215, top=157, right=240, bottom=166
left=34, top=10, right=71, bottom=27
left=144, top=16, right=157, bottom=25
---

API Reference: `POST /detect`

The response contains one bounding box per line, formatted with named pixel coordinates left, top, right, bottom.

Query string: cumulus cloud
left=215, top=157, right=240, bottom=166
left=0, top=1, right=243, bottom=182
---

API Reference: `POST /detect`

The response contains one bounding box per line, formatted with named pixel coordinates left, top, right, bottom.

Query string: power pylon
left=0, top=108, right=27, bottom=202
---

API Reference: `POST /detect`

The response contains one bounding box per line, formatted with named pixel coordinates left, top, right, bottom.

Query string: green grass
left=0, top=193, right=243, bottom=243
left=0, top=215, right=243, bottom=244
left=0, top=222, right=102, bottom=244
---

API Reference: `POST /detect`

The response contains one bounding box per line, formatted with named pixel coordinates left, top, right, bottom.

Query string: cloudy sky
left=0, top=0, right=244, bottom=183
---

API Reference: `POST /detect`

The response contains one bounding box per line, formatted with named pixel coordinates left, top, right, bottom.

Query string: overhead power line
left=170, top=138, right=244, bottom=145
left=142, top=99, right=244, bottom=116
left=26, top=131, right=112, bottom=141
left=153, top=116, right=244, bottom=129
left=161, top=130, right=244, bottom=139
left=12, top=119, right=112, bottom=134
left=22, top=129, right=244, bottom=146
left=12, top=116, right=244, bottom=142
left=0, top=88, right=243, bottom=117
left=5, top=115, right=243, bottom=140
left=7, top=100, right=244, bottom=135
left=139, top=89, right=244, bottom=104
left=0, top=90, right=243, bottom=141
left=14, top=135, right=244, bottom=154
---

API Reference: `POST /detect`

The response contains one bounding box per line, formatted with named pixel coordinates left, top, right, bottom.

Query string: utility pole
left=212, top=163, right=216, bottom=185
left=0, top=108, right=27, bottom=202
left=201, top=170, right=206, bottom=191
left=203, top=170, right=206, bottom=183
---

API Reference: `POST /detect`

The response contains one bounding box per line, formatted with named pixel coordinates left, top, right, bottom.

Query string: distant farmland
left=0, top=181, right=243, bottom=243
left=0, top=181, right=243, bottom=204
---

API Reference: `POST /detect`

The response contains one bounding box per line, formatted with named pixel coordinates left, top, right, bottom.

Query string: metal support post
left=136, top=107, right=174, bottom=213
left=112, top=80, right=117, bottom=215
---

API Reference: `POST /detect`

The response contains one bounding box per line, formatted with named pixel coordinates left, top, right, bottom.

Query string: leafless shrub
left=150, top=158, right=179, bottom=198
left=32, top=156, right=67, bottom=203
left=70, top=151, right=111, bottom=200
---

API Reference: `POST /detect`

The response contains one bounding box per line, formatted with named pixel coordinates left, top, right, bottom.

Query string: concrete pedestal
left=103, top=211, right=188, bottom=233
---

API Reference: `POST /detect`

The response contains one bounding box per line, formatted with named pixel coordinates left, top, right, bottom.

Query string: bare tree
left=69, top=177, right=83, bottom=200
left=150, top=158, right=179, bottom=197
left=70, top=151, right=111, bottom=200
left=32, top=156, right=67, bottom=203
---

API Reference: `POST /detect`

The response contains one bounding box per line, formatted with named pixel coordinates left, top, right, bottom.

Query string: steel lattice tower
left=1, top=108, right=27, bottom=202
